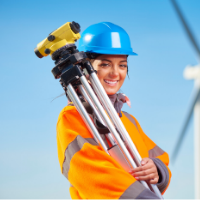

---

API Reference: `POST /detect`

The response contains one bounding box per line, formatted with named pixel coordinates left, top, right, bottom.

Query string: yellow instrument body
left=35, top=22, right=81, bottom=58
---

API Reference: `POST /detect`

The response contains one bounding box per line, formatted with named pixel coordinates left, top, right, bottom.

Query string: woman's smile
left=104, top=79, right=119, bottom=86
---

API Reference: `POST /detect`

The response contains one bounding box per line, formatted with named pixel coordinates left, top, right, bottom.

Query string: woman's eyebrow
left=101, top=59, right=111, bottom=62
left=100, top=59, right=127, bottom=62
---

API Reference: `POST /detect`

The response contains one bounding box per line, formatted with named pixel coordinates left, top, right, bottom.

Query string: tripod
left=50, top=43, right=163, bottom=199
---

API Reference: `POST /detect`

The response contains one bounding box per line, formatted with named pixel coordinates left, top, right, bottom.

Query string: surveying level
left=34, top=21, right=81, bottom=58
left=34, top=21, right=163, bottom=199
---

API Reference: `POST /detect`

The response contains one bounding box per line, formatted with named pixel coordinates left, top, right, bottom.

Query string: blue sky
left=0, top=0, right=200, bottom=198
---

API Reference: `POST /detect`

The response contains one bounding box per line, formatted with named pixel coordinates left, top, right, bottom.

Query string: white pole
left=194, top=79, right=200, bottom=199
left=184, top=65, right=200, bottom=198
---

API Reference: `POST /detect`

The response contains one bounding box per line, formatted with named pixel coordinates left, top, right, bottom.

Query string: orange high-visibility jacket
left=57, top=105, right=171, bottom=199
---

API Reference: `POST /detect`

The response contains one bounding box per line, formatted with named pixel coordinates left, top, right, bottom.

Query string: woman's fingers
left=130, top=165, right=144, bottom=173
left=131, top=168, right=155, bottom=177
left=129, top=168, right=158, bottom=181
left=141, top=158, right=149, bottom=166
left=130, top=159, right=155, bottom=173
left=128, top=158, right=159, bottom=183
left=130, top=161, right=156, bottom=174
left=134, top=172, right=158, bottom=181
left=149, top=177, right=159, bottom=184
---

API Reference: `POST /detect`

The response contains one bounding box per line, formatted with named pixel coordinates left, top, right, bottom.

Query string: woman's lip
left=104, top=79, right=119, bottom=86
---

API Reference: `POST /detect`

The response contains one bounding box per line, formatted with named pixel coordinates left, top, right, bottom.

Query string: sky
left=0, top=0, right=200, bottom=199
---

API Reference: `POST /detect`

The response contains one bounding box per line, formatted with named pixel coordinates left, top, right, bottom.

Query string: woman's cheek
left=96, top=69, right=106, bottom=80
left=121, top=69, right=127, bottom=80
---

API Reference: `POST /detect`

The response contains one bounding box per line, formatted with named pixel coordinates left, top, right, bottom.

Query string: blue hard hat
left=78, top=22, right=137, bottom=56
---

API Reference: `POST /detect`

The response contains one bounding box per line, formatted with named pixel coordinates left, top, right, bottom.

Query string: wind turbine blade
left=170, top=0, right=200, bottom=59
left=172, top=87, right=200, bottom=163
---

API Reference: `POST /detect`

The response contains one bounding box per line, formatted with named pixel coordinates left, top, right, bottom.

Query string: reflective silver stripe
left=120, top=181, right=159, bottom=199
left=148, top=145, right=165, bottom=158
left=122, top=111, right=138, bottom=131
left=62, top=136, right=98, bottom=179
left=85, top=138, right=98, bottom=146
left=119, top=181, right=146, bottom=199
left=136, top=188, right=159, bottom=199
left=70, top=183, right=73, bottom=187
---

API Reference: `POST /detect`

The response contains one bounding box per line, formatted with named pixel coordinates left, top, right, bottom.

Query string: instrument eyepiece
left=70, top=21, right=80, bottom=34
left=34, top=47, right=43, bottom=58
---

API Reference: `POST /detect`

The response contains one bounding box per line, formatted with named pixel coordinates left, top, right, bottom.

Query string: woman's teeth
left=104, top=80, right=118, bottom=85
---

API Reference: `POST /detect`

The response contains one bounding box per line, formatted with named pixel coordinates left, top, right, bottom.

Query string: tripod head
left=34, top=21, right=94, bottom=93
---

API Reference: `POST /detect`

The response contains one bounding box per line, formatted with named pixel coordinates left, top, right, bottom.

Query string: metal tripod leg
left=78, top=75, right=153, bottom=192
left=90, top=72, right=141, bottom=163
left=78, top=85, right=116, bottom=146
left=66, top=83, right=108, bottom=153
left=68, top=83, right=132, bottom=172
left=78, top=85, right=105, bottom=125
left=89, top=72, right=163, bottom=199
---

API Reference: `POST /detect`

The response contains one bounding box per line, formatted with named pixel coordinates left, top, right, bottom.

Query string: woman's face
left=92, top=55, right=127, bottom=95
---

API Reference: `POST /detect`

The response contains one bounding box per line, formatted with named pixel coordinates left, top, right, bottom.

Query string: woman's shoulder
left=57, top=104, right=93, bottom=139
left=57, top=104, right=80, bottom=124
left=59, top=104, right=76, bottom=114
left=121, top=111, right=139, bottom=127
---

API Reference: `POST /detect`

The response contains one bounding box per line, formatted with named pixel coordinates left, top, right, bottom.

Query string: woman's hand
left=129, top=158, right=159, bottom=184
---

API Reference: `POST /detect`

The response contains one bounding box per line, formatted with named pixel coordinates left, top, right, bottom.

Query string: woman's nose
left=110, top=65, right=119, bottom=77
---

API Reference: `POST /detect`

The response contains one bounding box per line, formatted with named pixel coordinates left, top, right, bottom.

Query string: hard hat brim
left=79, top=46, right=137, bottom=56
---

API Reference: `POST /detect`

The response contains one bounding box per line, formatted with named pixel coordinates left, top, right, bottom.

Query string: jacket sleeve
left=56, top=106, right=159, bottom=199
left=130, top=114, right=172, bottom=195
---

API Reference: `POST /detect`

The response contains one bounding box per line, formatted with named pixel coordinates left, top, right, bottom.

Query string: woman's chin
left=102, top=83, right=120, bottom=95
left=105, top=89, right=118, bottom=95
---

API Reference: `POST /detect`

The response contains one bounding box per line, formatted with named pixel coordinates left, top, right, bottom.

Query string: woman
left=57, top=22, right=171, bottom=199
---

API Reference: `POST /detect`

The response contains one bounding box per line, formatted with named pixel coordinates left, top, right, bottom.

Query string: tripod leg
left=78, top=76, right=153, bottom=191
left=78, top=85, right=105, bottom=125
left=66, top=83, right=109, bottom=153
left=78, top=85, right=116, bottom=146
left=89, top=72, right=163, bottom=199
left=89, top=72, right=142, bottom=164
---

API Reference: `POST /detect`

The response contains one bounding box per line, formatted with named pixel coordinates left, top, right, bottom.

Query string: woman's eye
left=100, top=63, right=110, bottom=67
left=120, top=64, right=127, bottom=68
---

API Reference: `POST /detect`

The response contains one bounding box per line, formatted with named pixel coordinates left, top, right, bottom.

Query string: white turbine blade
left=170, top=0, right=200, bottom=61
left=172, top=87, right=200, bottom=163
